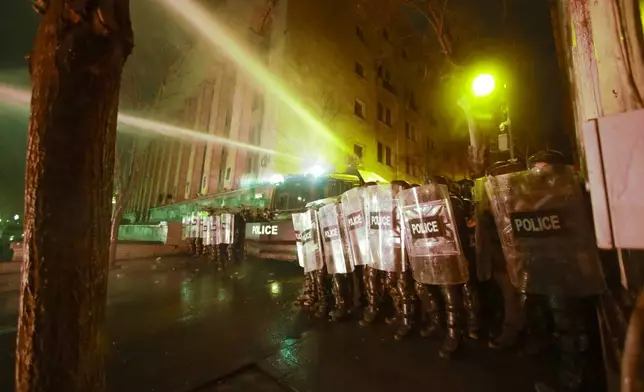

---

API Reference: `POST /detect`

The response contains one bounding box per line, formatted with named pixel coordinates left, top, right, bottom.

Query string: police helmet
left=527, top=150, right=566, bottom=168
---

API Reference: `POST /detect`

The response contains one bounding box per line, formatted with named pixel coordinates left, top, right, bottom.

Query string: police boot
left=394, top=271, right=415, bottom=341
left=294, top=273, right=313, bottom=307
left=330, top=274, right=350, bottom=322
left=313, top=268, right=329, bottom=319
left=521, top=293, right=550, bottom=355
left=195, top=238, right=203, bottom=257
left=352, top=265, right=366, bottom=309
left=360, top=267, right=380, bottom=327
left=415, top=281, right=443, bottom=339
left=462, top=282, right=482, bottom=340
left=384, top=271, right=400, bottom=325
left=216, top=245, right=226, bottom=271
left=210, top=244, right=219, bottom=265
left=304, top=272, right=318, bottom=307
left=439, top=284, right=464, bottom=359
left=535, top=297, right=591, bottom=392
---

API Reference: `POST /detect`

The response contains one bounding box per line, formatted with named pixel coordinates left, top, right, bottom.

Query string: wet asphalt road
left=0, top=257, right=548, bottom=392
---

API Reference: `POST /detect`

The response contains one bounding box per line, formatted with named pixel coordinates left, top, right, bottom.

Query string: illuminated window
left=378, top=103, right=392, bottom=126
left=405, top=121, right=415, bottom=140
left=377, top=142, right=383, bottom=163
left=354, top=144, right=364, bottom=159
left=354, top=100, right=365, bottom=119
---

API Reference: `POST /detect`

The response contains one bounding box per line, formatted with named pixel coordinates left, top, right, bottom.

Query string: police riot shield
left=181, top=216, right=190, bottom=241
left=485, top=165, right=605, bottom=297
left=291, top=212, right=307, bottom=268
left=220, top=213, right=235, bottom=244
left=366, top=184, right=403, bottom=273
left=196, top=212, right=206, bottom=239
left=301, top=208, right=324, bottom=273
left=340, top=187, right=370, bottom=266
left=213, top=214, right=222, bottom=245
left=189, top=212, right=199, bottom=239
left=398, top=184, right=469, bottom=285
left=318, top=201, right=354, bottom=274
left=202, top=215, right=213, bottom=246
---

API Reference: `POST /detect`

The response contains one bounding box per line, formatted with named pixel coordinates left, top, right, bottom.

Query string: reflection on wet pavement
left=0, top=256, right=547, bottom=392
left=0, top=257, right=306, bottom=392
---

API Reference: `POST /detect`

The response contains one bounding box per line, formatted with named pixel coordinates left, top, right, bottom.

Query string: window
left=354, top=100, right=365, bottom=119
left=385, top=146, right=392, bottom=166
left=354, top=62, right=365, bottom=78
left=377, top=142, right=383, bottom=163
left=377, top=65, right=383, bottom=78
left=354, top=144, right=364, bottom=159
left=378, top=103, right=392, bottom=126
left=405, top=121, right=415, bottom=140
left=382, top=28, right=390, bottom=41
left=225, top=167, right=231, bottom=180
left=356, top=26, right=365, bottom=42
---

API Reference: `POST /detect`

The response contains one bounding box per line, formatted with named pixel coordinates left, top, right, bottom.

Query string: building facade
left=126, top=0, right=460, bottom=222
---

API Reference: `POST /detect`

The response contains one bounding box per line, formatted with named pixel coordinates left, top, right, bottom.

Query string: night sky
left=0, top=1, right=37, bottom=219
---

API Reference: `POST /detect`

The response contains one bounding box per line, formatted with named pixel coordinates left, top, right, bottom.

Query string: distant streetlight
left=14, top=214, right=19, bottom=221
left=472, top=73, right=495, bottom=97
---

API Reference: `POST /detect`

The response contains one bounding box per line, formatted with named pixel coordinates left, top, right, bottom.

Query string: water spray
left=159, top=0, right=348, bottom=155
left=0, top=83, right=300, bottom=161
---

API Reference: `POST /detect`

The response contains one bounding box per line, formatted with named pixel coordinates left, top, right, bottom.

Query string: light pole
left=459, top=72, right=514, bottom=176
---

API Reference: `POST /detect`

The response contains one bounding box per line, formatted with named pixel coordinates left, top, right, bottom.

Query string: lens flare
left=0, top=84, right=30, bottom=107
left=0, top=83, right=299, bottom=161
left=158, top=0, right=347, bottom=155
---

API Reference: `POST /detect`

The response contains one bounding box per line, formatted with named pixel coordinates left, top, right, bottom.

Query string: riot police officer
left=359, top=181, right=414, bottom=341
left=476, top=159, right=527, bottom=349
left=486, top=150, right=606, bottom=391
left=401, top=177, right=469, bottom=358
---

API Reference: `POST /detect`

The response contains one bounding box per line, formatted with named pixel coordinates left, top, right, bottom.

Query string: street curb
left=186, top=336, right=306, bottom=392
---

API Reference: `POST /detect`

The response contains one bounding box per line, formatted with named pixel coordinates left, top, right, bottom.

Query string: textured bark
left=16, top=0, right=133, bottom=391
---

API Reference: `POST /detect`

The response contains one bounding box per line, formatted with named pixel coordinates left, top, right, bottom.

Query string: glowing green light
left=472, top=74, right=495, bottom=97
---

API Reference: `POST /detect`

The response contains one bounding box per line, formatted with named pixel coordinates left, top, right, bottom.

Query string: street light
left=13, top=214, right=19, bottom=221
left=472, top=73, right=495, bottom=97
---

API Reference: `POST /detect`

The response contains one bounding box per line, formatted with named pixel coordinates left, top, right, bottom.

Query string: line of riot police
left=182, top=207, right=257, bottom=270
left=291, top=151, right=606, bottom=392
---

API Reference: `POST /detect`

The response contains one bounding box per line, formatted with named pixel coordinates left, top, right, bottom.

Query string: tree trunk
left=16, top=1, right=132, bottom=391
left=109, top=204, right=124, bottom=269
